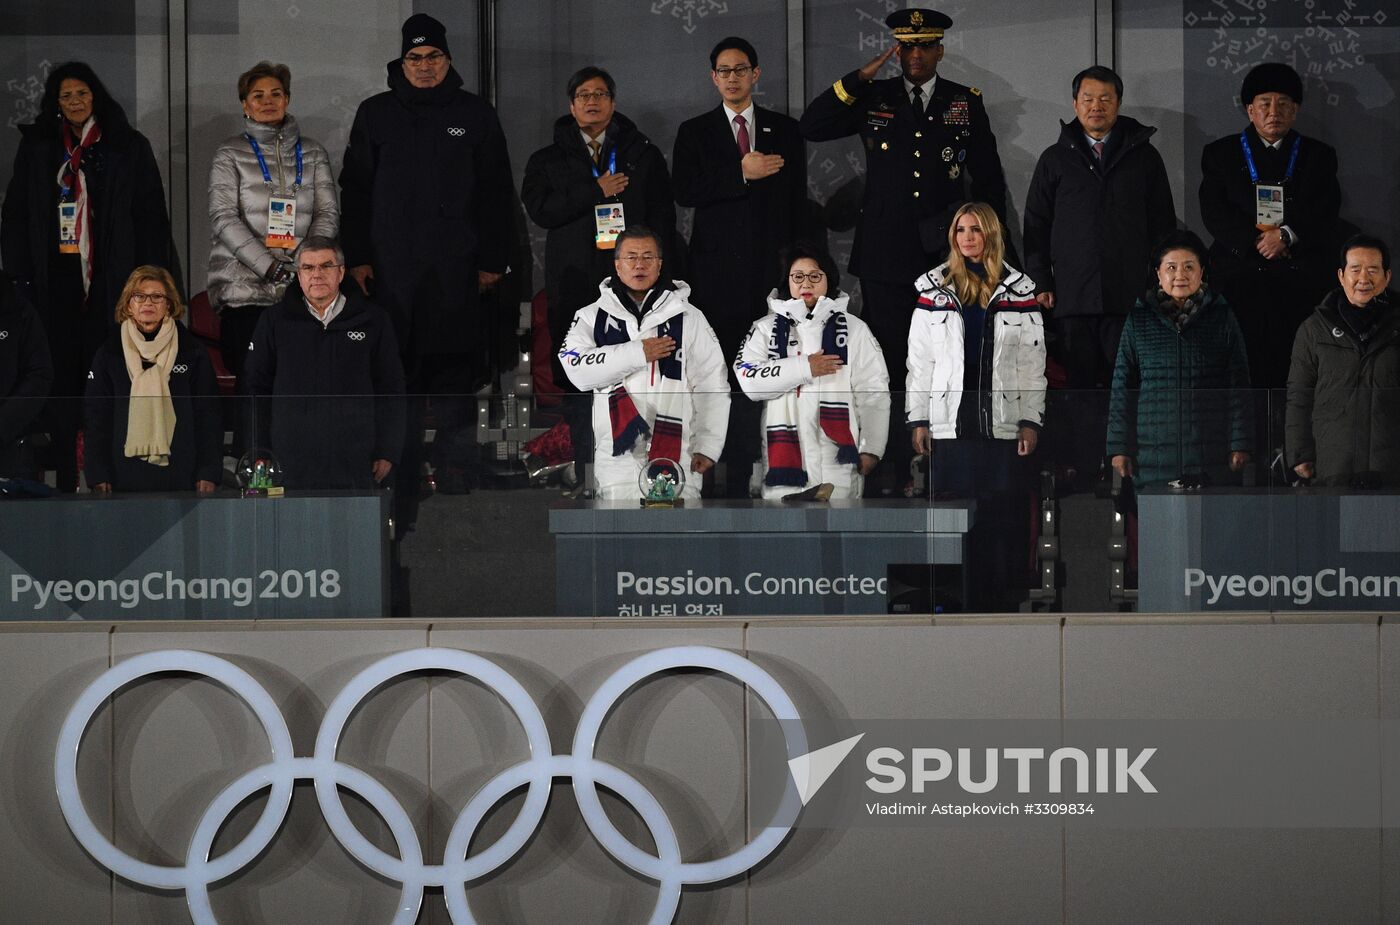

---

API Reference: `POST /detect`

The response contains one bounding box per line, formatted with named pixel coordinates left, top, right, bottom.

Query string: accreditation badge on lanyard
left=1240, top=130, right=1299, bottom=230
left=58, top=202, right=80, bottom=254
left=266, top=198, right=297, bottom=248
left=592, top=145, right=624, bottom=249
left=594, top=203, right=625, bottom=250
left=247, top=134, right=303, bottom=248
left=1254, top=185, right=1285, bottom=228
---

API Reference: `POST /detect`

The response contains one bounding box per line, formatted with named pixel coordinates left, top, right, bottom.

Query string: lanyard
left=1239, top=131, right=1300, bottom=185
left=590, top=145, right=618, bottom=179
left=246, top=135, right=303, bottom=189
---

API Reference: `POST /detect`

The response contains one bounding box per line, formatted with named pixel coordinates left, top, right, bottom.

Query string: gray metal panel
left=0, top=626, right=114, bottom=925
left=1066, top=829, right=1379, bottom=925
left=425, top=624, right=748, bottom=925
left=1064, top=623, right=1377, bottom=719
left=745, top=625, right=1063, bottom=922
left=1064, top=622, right=1381, bottom=924
left=1380, top=619, right=1400, bottom=921
left=107, top=626, right=429, bottom=925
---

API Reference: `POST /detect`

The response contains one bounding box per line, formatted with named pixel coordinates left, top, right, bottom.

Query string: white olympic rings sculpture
left=54, top=646, right=808, bottom=925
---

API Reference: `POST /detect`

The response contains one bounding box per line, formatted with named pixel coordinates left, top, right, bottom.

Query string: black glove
left=264, top=261, right=294, bottom=286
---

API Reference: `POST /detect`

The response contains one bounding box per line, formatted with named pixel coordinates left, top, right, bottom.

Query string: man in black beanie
left=1199, top=62, right=1340, bottom=398
left=340, top=13, right=517, bottom=519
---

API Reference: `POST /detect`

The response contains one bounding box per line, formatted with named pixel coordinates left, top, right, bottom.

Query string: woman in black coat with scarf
left=1, top=61, right=177, bottom=491
left=84, top=266, right=221, bottom=493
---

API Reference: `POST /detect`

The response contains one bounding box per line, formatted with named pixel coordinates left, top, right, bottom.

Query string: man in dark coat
left=1, top=61, right=177, bottom=491
left=1287, top=234, right=1400, bottom=487
left=1023, top=65, right=1177, bottom=489
left=521, top=66, right=676, bottom=489
left=244, top=237, right=406, bottom=491
left=800, top=8, right=1008, bottom=489
left=1200, top=62, right=1340, bottom=392
left=673, top=36, right=806, bottom=494
left=339, top=13, right=515, bottom=510
left=0, top=276, right=53, bottom=478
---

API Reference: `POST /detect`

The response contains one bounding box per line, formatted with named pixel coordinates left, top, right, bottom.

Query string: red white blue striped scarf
left=595, top=307, right=686, bottom=463
left=764, top=310, right=857, bottom=487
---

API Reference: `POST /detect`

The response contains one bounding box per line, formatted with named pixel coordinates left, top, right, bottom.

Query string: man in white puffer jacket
left=735, top=245, right=889, bottom=498
left=559, top=226, right=729, bottom=500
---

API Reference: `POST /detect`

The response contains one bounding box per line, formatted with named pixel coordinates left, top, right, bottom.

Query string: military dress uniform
left=799, top=9, right=1008, bottom=486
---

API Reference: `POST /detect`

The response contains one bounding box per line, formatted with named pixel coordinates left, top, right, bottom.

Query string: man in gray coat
left=1287, top=234, right=1400, bottom=487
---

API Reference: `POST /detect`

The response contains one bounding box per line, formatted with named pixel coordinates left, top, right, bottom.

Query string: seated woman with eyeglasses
left=84, top=266, right=223, bottom=492
left=734, top=243, right=889, bottom=498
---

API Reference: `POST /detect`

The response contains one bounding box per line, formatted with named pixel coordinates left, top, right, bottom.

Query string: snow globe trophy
left=236, top=449, right=285, bottom=498
left=639, top=457, right=685, bottom=508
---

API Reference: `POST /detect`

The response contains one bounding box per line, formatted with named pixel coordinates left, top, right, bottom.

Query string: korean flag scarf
left=595, top=289, right=686, bottom=463
left=764, top=304, right=858, bottom=487
left=57, top=116, right=101, bottom=297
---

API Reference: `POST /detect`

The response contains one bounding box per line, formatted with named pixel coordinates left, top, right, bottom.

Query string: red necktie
left=1092, top=140, right=1105, bottom=163
left=735, top=114, right=751, bottom=156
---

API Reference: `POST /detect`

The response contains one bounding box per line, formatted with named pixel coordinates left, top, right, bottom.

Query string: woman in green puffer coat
left=1107, top=230, right=1253, bottom=488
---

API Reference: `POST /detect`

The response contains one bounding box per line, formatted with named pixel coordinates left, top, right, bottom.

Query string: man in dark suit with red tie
left=673, top=36, right=807, bottom=495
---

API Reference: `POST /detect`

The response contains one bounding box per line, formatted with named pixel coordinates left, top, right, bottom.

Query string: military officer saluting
left=800, top=7, right=1008, bottom=489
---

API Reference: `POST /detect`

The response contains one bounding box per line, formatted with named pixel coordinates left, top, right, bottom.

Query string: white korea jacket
left=904, top=263, right=1047, bottom=439
left=735, top=291, right=889, bottom=499
left=560, top=278, right=729, bottom=500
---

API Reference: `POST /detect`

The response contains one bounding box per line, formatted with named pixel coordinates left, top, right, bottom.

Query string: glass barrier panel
left=4, top=386, right=1399, bottom=619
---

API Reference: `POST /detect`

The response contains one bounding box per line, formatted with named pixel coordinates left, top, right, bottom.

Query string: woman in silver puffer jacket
left=207, top=61, right=338, bottom=387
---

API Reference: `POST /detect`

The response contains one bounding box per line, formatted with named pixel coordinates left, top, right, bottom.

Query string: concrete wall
left=2, top=614, right=1394, bottom=924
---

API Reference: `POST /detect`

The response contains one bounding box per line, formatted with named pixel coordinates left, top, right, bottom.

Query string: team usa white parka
left=904, top=263, right=1047, bottom=439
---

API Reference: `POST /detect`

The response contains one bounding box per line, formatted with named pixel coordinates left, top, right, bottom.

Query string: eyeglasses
left=297, top=262, right=343, bottom=275
left=790, top=272, right=825, bottom=284
left=616, top=254, right=659, bottom=266
left=403, top=51, right=446, bottom=65
left=713, top=65, right=754, bottom=78
left=130, top=293, right=169, bottom=305
left=573, top=90, right=613, bottom=103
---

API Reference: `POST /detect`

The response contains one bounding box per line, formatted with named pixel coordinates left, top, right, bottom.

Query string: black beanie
left=402, top=13, right=450, bottom=58
left=1240, top=63, right=1302, bottom=106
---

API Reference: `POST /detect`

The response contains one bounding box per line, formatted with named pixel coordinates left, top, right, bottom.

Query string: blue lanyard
left=246, top=135, right=303, bottom=189
left=590, top=144, right=618, bottom=179
left=1239, top=131, right=1300, bottom=185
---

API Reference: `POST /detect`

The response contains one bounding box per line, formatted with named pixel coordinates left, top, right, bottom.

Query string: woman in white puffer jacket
left=734, top=244, right=889, bottom=499
left=905, top=201, right=1046, bottom=610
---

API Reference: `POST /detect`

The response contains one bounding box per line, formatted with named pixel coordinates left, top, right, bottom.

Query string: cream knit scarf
left=120, top=317, right=177, bottom=465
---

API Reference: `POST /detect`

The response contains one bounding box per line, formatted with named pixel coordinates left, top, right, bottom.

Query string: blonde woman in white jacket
left=905, top=201, right=1046, bottom=610
left=735, top=244, right=889, bottom=499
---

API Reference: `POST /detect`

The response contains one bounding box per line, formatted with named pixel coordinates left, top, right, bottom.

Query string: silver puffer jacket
left=206, top=114, right=339, bottom=311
